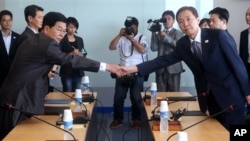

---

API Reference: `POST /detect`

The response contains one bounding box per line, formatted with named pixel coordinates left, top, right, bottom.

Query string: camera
left=124, top=16, right=137, bottom=35
left=147, top=18, right=166, bottom=32
left=125, top=26, right=134, bottom=35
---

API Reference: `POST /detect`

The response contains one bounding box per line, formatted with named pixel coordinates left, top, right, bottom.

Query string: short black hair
left=124, top=16, right=139, bottom=27
left=24, top=5, right=44, bottom=23
left=0, top=10, right=13, bottom=21
left=199, top=18, right=210, bottom=27
left=67, top=17, right=79, bottom=29
left=176, top=6, right=198, bottom=21
left=162, top=10, right=175, bottom=19
left=209, top=7, right=229, bottom=23
left=41, top=12, right=67, bottom=30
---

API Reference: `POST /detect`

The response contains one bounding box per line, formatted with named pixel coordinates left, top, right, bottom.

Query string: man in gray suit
left=0, top=12, right=118, bottom=140
left=150, top=10, right=184, bottom=92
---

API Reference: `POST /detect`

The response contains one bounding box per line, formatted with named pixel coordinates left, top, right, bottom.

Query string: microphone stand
left=143, top=86, right=151, bottom=102
left=6, top=104, right=77, bottom=141
left=166, top=104, right=235, bottom=141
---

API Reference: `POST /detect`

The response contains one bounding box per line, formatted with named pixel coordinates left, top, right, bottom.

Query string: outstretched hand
left=118, top=65, right=138, bottom=77
left=106, top=64, right=139, bottom=78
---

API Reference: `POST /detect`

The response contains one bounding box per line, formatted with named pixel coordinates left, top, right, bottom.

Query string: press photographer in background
left=149, top=10, right=184, bottom=92
left=108, top=16, right=149, bottom=128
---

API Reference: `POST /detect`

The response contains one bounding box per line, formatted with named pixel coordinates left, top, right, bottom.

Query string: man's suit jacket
left=239, top=28, right=249, bottom=70
left=0, top=31, right=20, bottom=87
left=19, top=27, right=36, bottom=46
left=137, top=28, right=250, bottom=111
left=0, top=33, right=100, bottom=125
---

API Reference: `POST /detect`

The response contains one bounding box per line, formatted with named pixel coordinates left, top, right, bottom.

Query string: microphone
left=149, top=93, right=208, bottom=120
left=5, top=103, right=77, bottom=141
left=166, top=104, right=236, bottom=141
left=143, top=86, right=151, bottom=102
left=147, top=19, right=153, bottom=23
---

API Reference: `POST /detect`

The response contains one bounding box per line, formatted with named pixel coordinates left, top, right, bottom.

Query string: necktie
left=192, top=41, right=202, bottom=61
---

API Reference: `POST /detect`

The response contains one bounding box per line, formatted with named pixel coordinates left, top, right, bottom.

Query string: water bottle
left=74, top=89, right=82, bottom=112
left=82, top=76, right=90, bottom=95
left=150, top=82, right=157, bottom=107
left=63, top=109, right=73, bottom=131
left=160, top=100, right=169, bottom=132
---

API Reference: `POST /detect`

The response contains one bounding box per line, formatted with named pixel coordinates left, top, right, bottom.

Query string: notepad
left=44, top=99, right=71, bottom=104
left=166, top=96, right=197, bottom=101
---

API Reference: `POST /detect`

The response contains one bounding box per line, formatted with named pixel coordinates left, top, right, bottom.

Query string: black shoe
left=110, top=120, right=123, bottom=129
left=132, top=119, right=141, bottom=128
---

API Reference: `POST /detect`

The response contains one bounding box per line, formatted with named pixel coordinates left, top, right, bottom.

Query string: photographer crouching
left=108, top=16, right=149, bottom=128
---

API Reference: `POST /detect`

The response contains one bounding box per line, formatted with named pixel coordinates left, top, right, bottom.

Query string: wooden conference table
left=143, top=92, right=229, bottom=141
left=3, top=92, right=97, bottom=141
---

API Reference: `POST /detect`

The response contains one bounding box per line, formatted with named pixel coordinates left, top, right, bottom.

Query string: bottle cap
left=150, top=82, right=157, bottom=91
left=63, top=109, right=73, bottom=121
left=160, top=100, right=168, bottom=111
left=82, top=76, right=90, bottom=84
left=75, top=89, right=82, bottom=98
left=176, top=131, right=188, bottom=141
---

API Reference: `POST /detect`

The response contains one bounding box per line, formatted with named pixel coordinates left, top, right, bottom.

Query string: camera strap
left=138, top=35, right=148, bottom=63
left=121, top=34, right=143, bottom=58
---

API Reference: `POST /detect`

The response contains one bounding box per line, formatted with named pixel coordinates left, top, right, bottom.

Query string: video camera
left=147, top=18, right=166, bottom=32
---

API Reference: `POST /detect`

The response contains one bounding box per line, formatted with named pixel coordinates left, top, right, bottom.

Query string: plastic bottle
left=63, top=109, right=73, bottom=131
left=82, top=76, right=90, bottom=95
left=74, top=89, right=82, bottom=112
left=160, top=100, right=169, bottom=132
left=150, top=82, right=157, bottom=107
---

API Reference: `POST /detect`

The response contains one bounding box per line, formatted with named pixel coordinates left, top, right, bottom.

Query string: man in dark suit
left=120, top=6, right=250, bottom=131
left=0, top=12, right=119, bottom=140
left=0, top=10, right=20, bottom=88
left=19, top=4, right=44, bottom=45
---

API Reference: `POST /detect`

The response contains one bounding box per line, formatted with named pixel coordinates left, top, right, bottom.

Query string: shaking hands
left=106, top=64, right=139, bottom=77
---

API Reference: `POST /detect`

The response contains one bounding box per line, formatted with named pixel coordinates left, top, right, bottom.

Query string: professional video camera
left=147, top=18, right=166, bottom=32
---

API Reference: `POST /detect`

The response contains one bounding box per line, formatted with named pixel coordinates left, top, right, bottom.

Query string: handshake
left=106, top=64, right=138, bottom=78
